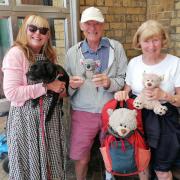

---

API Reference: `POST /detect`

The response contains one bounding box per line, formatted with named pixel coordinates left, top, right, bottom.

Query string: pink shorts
left=69, top=110, right=102, bottom=160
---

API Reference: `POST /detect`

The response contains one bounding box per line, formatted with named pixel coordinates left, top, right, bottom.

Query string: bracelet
left=162, top=92, right=177, bottom=104
left=170, top=95, right=177, bottom=104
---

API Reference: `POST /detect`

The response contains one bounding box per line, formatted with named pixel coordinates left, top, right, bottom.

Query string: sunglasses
left=28, top=24, right=49, bottom=35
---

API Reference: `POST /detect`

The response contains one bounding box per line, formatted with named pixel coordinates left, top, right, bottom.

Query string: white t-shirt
left=126, top=54, right=180, bottom=96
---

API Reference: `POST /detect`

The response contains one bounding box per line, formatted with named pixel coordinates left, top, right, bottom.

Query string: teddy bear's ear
left=107, top=108, right=114, bottom=116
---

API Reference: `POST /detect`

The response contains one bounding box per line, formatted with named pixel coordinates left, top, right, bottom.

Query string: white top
left=126, top=54, right=180, bottom=96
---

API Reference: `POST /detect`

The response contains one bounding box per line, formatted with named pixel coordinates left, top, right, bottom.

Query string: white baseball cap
left=80, top=7, right=104, bottom=23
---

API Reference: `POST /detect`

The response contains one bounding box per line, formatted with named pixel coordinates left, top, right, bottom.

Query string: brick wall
left=54, top=19, right=66, bottom=66
left=147, top=0, right=178, bottom=56
left=147, top=0, right=180, bottom=56
left=170, top=0, right=180, bottom=56
left=80, top=0, right=146, bottom=59
left=52, top=0, right=64, bottom=7
left=80, top=0, right=180, bottom=59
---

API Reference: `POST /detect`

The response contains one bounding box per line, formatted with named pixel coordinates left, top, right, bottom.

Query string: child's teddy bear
left=80, top=59, right=100, bottom=79
left=107, top=108, right=137, bottom=138
left=133, top=73, right=168, bottom=115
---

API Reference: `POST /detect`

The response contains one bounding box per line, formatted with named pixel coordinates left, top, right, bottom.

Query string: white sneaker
left=105, top=171, right=115, bottom=180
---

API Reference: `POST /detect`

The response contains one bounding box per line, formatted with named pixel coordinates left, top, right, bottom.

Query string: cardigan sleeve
left=2, top=47, right=46, bottom=106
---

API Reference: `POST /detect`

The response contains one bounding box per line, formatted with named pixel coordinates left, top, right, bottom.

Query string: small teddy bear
left=80, top=59, right=100, bottom=79
left=107, top=108, right=137, bottom=138
left=133, top=73, right=168, bottom=115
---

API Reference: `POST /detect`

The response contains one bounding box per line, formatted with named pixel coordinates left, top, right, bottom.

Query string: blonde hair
left=14, top=15, right=56, bottom=63
left=132, top=20, right=169, bottom=49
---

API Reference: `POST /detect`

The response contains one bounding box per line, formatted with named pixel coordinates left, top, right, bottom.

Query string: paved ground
left=0, top=116, right=8, bottom=180
left=0, top=114, right=180, bottom=180
left=0, top=115, right=139, bottom=180
left=0, top=160, right=8, bottom=180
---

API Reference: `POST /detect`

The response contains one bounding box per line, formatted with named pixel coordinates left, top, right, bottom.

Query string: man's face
left=80, top=20, right=104, bottom=43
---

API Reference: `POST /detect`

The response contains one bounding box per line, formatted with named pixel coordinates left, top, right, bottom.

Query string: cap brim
left=81, top=17, right=104, bottom=23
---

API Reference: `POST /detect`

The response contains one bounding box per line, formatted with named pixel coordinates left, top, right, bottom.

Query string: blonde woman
left=114, top=20, right=180, bottom=180
left=2, top=15, right=66, bottom=180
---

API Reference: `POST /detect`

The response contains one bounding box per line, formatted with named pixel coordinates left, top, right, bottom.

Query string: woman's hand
left=46, top=80, right=66, bottom=93
left=92, top=74, right=110, bottom=88
left=114, top=91, right=129, bottom=101
left=143, top=87, right=164, bottom=100
left=145, top=87, right=180, bottom=106
left=70, top=76, right=84, bottom=89
left=59, top=88, right=67, bottom=97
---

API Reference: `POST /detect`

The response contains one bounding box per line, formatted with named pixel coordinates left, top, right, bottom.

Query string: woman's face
left=80, top=20, right=104, bottom=44
left=26, top=24, right=49, bottom=54
left=139, top=36, right=162, bottom=57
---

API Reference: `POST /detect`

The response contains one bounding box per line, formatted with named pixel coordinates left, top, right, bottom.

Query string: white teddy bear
left=133, top=73, right=168, bottom=115
left=107, top=108, right=137, bottom=138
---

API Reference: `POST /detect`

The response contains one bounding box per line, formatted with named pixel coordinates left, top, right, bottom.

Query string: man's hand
left=70, top=76, right=84, bottom=89
left=92, top=74, right=111, bottom=88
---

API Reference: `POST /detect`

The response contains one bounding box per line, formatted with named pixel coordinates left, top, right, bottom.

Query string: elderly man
left=65, top=7, right=127, bottom=180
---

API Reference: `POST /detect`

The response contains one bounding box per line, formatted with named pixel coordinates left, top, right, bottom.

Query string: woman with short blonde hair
left=133, top=20, right=169, bottom=50
left=115, top=20, right=180, bottom=180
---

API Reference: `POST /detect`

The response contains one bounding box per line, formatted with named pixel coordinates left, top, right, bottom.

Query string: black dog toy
left=26, top=60, right=69, bottom=121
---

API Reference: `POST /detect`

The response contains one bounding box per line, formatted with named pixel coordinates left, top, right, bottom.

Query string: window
left=0, top=17, right=12, bottom=98
left=0, top=18, right=12, bottom=62
left=17, top=0, right=65, bottom=7
left=0, top=0, right=9, bottom=5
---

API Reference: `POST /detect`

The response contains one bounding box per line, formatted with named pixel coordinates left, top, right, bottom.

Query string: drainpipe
left=70, top=0, right=80, bottom=46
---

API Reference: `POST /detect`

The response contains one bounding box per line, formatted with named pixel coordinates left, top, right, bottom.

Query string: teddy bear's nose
left=147, top=82, right=152, bottom=86
left=121, top=129, right=127, bottom=134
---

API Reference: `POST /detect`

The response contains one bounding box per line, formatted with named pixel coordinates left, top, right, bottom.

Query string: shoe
left=106, top=177, right=115, bottom=180
left=105, top=171, right=115, bottom=180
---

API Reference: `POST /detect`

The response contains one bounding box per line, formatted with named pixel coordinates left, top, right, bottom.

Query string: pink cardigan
left=2, top=46, right=46, bottom=107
